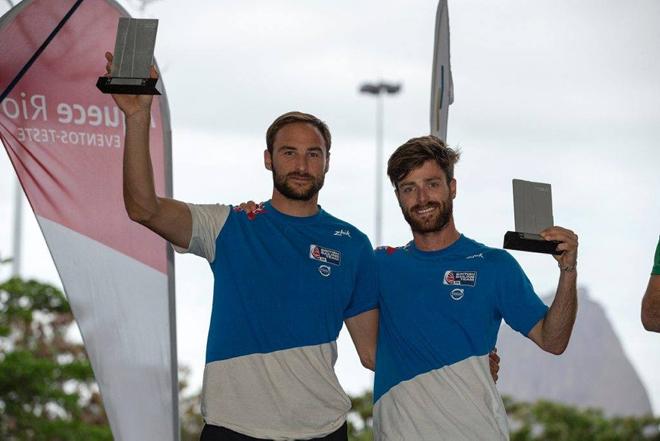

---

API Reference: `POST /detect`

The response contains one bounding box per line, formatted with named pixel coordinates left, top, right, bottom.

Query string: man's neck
left=412, top=218, right=461, bottom=252
left=270, top=190, right=320, bottom=217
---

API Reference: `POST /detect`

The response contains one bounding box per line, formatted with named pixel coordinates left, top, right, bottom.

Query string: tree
left=345, top=390, right=660, bottom=441
left=0, top=277, right=112, bottom=440
left=179, top=365, right=204, bottom=441
left=505, top=396, right=660, bottom=441
left=348, top=390, right=374, bottom=440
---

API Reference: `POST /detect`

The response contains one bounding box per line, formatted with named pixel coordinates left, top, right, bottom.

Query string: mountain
left=496, top=287, right=653, bottom=417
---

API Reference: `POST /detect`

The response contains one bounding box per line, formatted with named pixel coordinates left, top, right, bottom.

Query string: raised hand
left=104, top=52, right=157, bottom=118
left=540, top=226, right=578, bottom=272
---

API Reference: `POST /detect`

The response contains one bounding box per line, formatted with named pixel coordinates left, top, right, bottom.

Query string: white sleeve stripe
left=174, top=203, right=230, bottom=263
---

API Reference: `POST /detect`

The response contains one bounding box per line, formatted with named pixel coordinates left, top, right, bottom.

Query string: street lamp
left=359, top=81, right=402, bottom=247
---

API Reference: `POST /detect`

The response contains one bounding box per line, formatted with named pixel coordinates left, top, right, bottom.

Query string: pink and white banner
left=430, top=0, right=453, bottom=142
left=0, top=1, right=178, bottom=439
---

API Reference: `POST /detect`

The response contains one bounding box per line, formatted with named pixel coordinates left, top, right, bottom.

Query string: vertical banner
left=0, top=1, right=178, bottom=440
left=430, top=0, right=454, bottom=142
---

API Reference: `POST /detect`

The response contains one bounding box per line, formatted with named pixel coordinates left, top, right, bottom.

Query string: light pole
left=359, top=81, right=401, bottom=247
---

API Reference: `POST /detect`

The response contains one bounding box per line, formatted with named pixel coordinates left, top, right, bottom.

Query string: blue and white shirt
left=176, top=200, right=377, bottom=440
left=373, top=235, right=548, bottom=441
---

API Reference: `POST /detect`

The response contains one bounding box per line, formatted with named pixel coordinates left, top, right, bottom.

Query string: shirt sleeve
left=172, top=203, right=230, bottom=263
left=343, top=239, right=379, bottom=319
left=495, top=251, right=549, bottom=336
left=652, top=236, right=660, bottom=276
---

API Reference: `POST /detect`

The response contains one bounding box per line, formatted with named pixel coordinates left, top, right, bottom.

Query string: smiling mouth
left=414, top=205, right=437, bottom=215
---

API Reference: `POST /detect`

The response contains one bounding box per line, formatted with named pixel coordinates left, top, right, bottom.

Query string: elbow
left=125, top=204, right=153, bottom=224
left=542, top=339, right=569, bottom=356
left=545, top=345, right=567, bottom=356
left=124, top=194, right=158, bottom=225
left=359, top=351, right=376, bottom=371
left=641, top=314, right=660, bottom=333
left=360, top=356, right=375, bottom=372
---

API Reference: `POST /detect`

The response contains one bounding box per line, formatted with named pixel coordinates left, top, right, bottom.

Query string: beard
left=272, top=169, right=325, bottom=201
left=402, top=197, right=453, bottom=234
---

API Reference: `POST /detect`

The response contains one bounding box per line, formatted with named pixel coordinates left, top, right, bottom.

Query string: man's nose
left=416, top=187, right=429, bottom=205
left=295, top=155, right=309, bottom=172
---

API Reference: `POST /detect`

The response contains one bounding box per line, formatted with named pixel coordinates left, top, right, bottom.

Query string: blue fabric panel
left=205, top=201, right=378, bottom=363
left=374, top=235, right=548, bottom=402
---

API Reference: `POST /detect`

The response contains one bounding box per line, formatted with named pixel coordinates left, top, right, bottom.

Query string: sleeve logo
left=443, top=270, right=477, bottom=287
left=309, top=244, right=341, bottom=266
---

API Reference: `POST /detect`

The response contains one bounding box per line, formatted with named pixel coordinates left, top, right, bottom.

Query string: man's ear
left=450, top=178, right=457, bottom=199
left=264, top=149, right=272, bottom=171
left=324, top=151, right=331, bottom=173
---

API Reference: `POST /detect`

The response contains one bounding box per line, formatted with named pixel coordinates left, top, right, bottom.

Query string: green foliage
left=505, top=396, right=660, bottom=441
left=348, top=390, right=374, bottom=440
left=0, top=277, right=112, bottom=441
left=345, top=391, right=660, bottom=441
left=179, top=365, right=204, bottom=441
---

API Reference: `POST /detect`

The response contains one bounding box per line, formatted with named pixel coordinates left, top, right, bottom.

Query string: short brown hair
left=266, top=111, right=331, bottom=155
left=387, top=135, right=460, bottom=188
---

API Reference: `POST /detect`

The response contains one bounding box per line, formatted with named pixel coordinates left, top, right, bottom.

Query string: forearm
left=540, top=269, right=578, bottom=354
left=345, top=309, right=379, bottom=371
left=642, top=276, right=660, bottom=332
left=122, top=109, right=160, bottom=223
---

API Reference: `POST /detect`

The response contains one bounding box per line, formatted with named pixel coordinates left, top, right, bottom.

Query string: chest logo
left=443, top=270, right=477, bottom=287
left=309, top=244, right=342, bottom=266
left=450, top=288, right=465, bottom=301
left=318, top=265, right=332, bottom=277
left=334, top=229, right=351, bottom=238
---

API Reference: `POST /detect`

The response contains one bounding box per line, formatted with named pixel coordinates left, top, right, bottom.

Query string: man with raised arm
left=372, top=136, right=579, bottom=440
left=105, top=54, right=378, bottom=441
left=642, top=237, right=660, bottom=332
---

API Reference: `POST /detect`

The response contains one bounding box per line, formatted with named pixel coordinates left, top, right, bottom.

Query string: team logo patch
left=318, top=265, right=331, bottom=277
left=450, top=288, right=464, bottom=301
left=309, top=244, right=341, bottom=266
left=443, top=270, right=477, bottom=287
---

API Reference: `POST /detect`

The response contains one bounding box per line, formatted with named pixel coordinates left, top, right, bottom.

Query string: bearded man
left=111, top=55, right=379, bottom=441
left=372, top=135, right=579, bottom=440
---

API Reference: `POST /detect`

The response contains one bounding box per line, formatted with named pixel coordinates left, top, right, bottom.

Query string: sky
left=1, top=0, right=659, bottom=412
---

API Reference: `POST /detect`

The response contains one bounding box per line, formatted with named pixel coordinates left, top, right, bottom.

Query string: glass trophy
left=503, top=179, right=561, bottom=255
left=97, top=17, right=162, bottom=95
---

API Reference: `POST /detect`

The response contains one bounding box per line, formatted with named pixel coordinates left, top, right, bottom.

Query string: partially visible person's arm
left=527, top=226, right=579, bottom=355
left=345, top=309, right=379, bottom=371
left=489, top=349, right=500, bottom=383
left=105, top=52, right=192, bottom=249
left=641, top=238, right=660, bottom=332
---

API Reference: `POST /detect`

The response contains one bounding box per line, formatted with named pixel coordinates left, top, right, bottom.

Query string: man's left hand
left=540, top=226, right=578, bottom=272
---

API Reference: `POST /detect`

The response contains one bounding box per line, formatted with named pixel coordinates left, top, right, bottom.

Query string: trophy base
left=503, top=231, right=562, bottom=255
left=96, top=76, right=162, bottom=95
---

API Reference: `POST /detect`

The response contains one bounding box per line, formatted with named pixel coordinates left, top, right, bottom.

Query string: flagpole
left=11, top=180, right=22, bottom=277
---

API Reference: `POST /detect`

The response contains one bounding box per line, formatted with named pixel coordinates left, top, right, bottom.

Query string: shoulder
left=227, top=201, right=269, bottom=222
left=375, top=243, right=411, bottom=261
